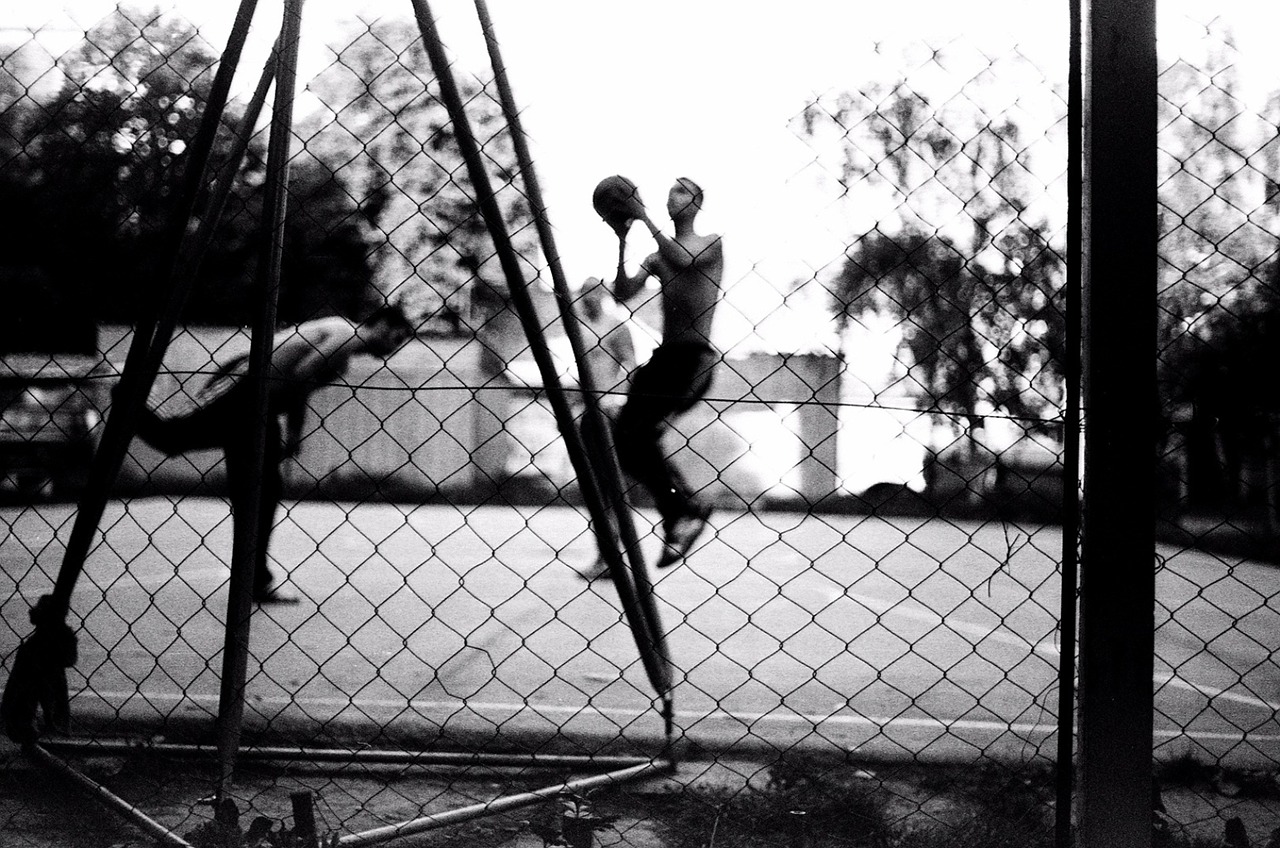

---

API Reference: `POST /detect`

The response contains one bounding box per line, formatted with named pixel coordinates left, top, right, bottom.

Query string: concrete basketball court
left=2, top=498, right=1278, bottom=766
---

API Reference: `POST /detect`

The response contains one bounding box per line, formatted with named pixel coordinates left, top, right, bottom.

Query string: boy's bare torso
left=650, top=232, right=723, bottom=347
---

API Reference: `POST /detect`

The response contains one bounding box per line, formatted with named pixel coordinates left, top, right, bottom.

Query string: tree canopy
left=2, top=5, right=377, bottom=346
left=797, top=55, right=1068, bottom=436
left=1155, top=23, right=1280, bottom=415
left=301, top=17, right=538, bottom=334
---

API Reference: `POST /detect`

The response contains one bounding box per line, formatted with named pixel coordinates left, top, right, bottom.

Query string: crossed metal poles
left=5, top=0, right=675, bottom=841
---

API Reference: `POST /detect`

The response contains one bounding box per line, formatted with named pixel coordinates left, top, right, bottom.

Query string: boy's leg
left=575, top=412, right=613, bottom=579
left=252, top=423, right=291, bottom=601
left=615, top=345, right=717, bottom=568
left=650, top=346, right=717, bottom=568
left=655, top=497, right=713, bottom=569
left=578, top=403, right=635, bottom=580
left=223, top=406, right=296, bottom=604
left=129, top=398, right=208, bottom=456
left=614, top=370, right=685, bottom=526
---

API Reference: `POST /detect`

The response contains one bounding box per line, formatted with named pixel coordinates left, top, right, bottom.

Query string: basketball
left=592, top=175, right=641, bottom=234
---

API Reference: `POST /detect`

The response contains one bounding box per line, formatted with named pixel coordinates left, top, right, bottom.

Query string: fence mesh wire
left=1, top=4, right=1279, bottom=847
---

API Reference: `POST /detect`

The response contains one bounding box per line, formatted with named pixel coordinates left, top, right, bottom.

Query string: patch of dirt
left=4, top=744, right=1279, bottom=847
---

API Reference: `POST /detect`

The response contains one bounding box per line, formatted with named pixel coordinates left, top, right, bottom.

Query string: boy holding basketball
left=606, top=177, right=723, bottom=569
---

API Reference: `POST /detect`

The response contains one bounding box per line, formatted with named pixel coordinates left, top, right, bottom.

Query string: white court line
left=77, top=690, right=1280, bottom=744
left=1156, top=672, right=1280, bottom=712
left=843, top=590, right=1060, bottom=657
left=844, top=594, right=1278, bottom=715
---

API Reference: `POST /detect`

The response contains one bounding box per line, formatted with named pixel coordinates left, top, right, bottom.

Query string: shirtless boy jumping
left=611, top=177, right=723, bottom=568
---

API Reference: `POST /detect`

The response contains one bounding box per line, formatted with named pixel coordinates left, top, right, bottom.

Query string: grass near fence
left=4, top=746, right=1275, bottom=847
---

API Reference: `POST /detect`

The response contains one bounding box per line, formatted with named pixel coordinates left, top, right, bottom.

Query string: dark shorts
left=622, top=342, right=717, bottom=419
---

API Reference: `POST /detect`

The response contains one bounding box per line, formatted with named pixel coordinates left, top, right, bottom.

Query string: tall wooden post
left=1078, top=0, right=1158, bottom=843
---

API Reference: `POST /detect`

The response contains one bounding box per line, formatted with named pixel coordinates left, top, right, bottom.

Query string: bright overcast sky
left=11, top=1, right=1280, bottom=348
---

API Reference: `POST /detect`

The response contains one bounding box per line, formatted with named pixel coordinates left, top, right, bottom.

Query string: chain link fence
left=1150, top=12, right=1280, bottom=844
left=1, top=3, right=1278, bottom=846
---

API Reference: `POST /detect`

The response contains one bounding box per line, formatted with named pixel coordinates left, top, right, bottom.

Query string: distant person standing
left=132, top=306, right=414, bottom=602
left=610, top=177, right=724, bottom=569
left=575, top=276, right=639, bottom=580
left=578, top=276, right=638, bottom=415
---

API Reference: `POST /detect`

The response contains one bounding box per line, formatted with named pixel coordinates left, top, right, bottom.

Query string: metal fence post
left=215, top=0, right=303, bottom=797
left=1055, top=0, right=1083, bottom=844
left=1079, top=0, right=1158, bottom=844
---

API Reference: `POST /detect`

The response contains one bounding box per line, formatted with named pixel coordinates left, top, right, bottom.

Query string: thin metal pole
left=338, top=759, right=673, bottom=847
left=406, top=0, right=671, bottom=708
left=42, top=738, right=656, bottom=770
left=1055, top=0, right=1083, bottom=844
left=470, top=0, right=674, bottom=709
left=1078, top=0, right=1158, bottom=843
left=46, top=0, right=262, bottom=619
left=31, top=744, right=194, bottom=848
left=215, top=0, right=304, bottom=797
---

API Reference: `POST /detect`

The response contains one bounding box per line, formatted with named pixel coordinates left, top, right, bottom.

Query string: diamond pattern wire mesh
left=1150, top=19, right=1280, bottom=843
left=1, top=4, right=1279, bottom=846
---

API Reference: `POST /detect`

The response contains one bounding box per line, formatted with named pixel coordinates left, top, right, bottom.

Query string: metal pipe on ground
left=42, top=738, right=660, bottom=771
left=30, top=744, right=195, bottom=848
left=339, top=759, right=675, bottom=847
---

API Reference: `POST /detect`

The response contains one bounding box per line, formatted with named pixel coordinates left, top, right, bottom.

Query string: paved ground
left=2, top=499, right=1278, bottom=768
